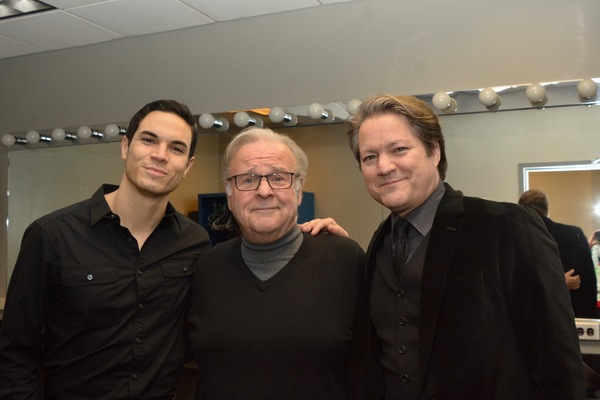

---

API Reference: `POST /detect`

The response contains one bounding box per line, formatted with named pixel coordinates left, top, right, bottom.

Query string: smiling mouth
left=253, top=207, right=277, bottom=212
left=379, top=179, right=402, bottom=188
left=145, top=166, right=168, bottom=176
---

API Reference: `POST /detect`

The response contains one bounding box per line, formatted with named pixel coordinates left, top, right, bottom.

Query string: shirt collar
left=90, top=184, right=179, bottom=228
left=392, top=180, right=445, bottom=237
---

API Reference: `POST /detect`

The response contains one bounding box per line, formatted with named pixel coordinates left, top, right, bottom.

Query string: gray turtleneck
left=242, top=225, right=304, bottom=281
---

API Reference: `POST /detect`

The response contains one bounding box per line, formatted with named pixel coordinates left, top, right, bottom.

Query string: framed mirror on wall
left=520, top=161, right=600, bottom=237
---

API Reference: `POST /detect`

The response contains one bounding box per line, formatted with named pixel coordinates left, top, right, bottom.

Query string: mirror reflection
left=3, top=81, right=600, bottom=294
left=521, top=162, right=600, bottom=237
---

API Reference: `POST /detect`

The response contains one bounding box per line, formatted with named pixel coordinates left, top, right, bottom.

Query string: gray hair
left=222, top=127, right=308, bottom=195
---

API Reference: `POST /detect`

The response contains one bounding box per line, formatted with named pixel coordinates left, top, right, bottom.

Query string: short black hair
left=126, top=99, right=198, bottom=159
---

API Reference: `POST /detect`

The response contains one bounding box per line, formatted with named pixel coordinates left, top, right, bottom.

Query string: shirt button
left=86, top=274, right=93, bottom=281
left=398, top=317, right=406, bottom=326
left=397, top=290, right=404, bottom=298
left=131, top=373, right=139, bottom=380
left=398, top=346, right=407, bottom=354
left=402, top=374, right=410, bottom=384
left=137, top=269, right=143, bottom=276
left=183, top=266, right=189, bottom=272
left=138, top=303, right=144, bottom=310
left=136, top=337, right=143, bottom=344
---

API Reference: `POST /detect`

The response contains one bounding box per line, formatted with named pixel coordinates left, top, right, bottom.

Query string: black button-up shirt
left=0, top=185, right=211, bottom=399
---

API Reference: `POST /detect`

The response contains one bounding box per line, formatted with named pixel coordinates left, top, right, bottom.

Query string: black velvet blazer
left=365, top=183, right=586, bottom=399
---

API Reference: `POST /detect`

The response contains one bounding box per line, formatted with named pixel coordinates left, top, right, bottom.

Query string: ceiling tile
left=0, top=10, right=121, bottom=50
left=67, top=0, right=215, bottom=37
left=43, top=0, right=110, bottom=8
left=318, top=0, right=360, bottom=3
left=181, top=0, right=320, bottom=22
left=0, top=34, right=44, bottom=58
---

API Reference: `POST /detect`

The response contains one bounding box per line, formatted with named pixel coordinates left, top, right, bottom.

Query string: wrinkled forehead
left=231, top=139, right=296, bottom=170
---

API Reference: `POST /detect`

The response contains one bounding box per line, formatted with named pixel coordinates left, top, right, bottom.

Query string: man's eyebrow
left=139, top=130, right=188, bottom=148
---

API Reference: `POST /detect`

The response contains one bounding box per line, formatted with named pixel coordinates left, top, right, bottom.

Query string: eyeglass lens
left=234, top=173, right=293, bottom=190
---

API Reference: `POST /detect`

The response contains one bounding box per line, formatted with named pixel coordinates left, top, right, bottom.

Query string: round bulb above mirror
left=1, top=134, right=16, bottom=147
left=77, top=126, right=93, bottom=139
left=346, top=99, right=362, bottom=116
left=577, top=78, right=598, bottom=100
left=269, top=107, right=285, bottom=123
left=478, top=88, right=501, bottom=108
left=525, top=83, right=547, bottom=104
left=104, top=124, right=121, bottom=139
left=25, top=130, right=41, bottom=143
left=51, top=128, right=66, bottom=141
left=432, top=92, right=457, bottom=113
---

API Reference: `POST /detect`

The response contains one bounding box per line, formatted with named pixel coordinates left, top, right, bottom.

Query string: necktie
left=392, top=218, right=410, bottom=281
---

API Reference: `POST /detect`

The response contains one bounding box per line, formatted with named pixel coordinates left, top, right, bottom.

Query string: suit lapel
left=418, top=184, right=464, bottom=379
left=365, top=217, right=390, bottom=298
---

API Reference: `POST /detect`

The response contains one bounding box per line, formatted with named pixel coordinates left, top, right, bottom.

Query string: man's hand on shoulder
left=299, top=218, right=349, bottom=238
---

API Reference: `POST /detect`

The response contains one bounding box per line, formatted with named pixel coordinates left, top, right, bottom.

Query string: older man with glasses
left=186, top=127, right=376, bottom=400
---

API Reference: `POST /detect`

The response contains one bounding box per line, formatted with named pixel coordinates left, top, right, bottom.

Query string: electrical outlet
left=575, top=319, right=600, bottom=341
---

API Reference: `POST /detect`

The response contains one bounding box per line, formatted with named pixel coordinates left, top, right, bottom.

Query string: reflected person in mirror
left=518, top=188, right=597, bottom=318
left=304, top=94, right=586, bottom=399
left=187, top=127, right=374, bottom=399
left=0, top=100, right=211, bottom=399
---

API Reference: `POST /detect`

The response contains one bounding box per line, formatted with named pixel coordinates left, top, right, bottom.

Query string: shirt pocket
left=59, top=265, right=123, bottom=330
left=159, top=258, right=196, bottom=315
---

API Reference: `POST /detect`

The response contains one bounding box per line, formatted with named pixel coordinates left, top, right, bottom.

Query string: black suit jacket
left=365, top=183, right=586, bottom=399
left=542, top=216, right=598, bottom=318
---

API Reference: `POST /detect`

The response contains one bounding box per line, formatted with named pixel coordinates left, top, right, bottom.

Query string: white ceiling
left=0, top=0, right=356, bottom=61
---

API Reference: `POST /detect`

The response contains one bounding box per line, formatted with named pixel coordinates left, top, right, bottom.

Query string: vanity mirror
left=2, top=78, right=600, bottom=295
left=520, top=161, right=600, bottom=239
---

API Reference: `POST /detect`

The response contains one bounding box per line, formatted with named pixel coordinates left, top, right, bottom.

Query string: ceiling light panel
left=42, top=0, right=109, bottom=8
left=0, top=0, right=54, bottom=19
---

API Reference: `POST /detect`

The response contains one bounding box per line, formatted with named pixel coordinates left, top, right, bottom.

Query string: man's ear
left=182, top=156, right=195, bottom=179
left=120, top=135, right=129, bottom=161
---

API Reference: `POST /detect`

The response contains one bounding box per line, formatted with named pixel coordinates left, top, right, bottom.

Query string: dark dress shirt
left=0, top=184, right=211, bottom=400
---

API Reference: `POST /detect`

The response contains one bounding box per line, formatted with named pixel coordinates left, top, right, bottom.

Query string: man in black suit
left=519, top=188, right=597, bottom=318
left=345, top=94, right=585, bottom=399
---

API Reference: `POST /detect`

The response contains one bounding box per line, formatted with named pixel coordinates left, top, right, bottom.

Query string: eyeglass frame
left=226, top=172, right=297, bottom=191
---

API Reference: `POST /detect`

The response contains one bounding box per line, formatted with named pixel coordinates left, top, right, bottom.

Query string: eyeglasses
left=227, top=172, right=296, bottom=191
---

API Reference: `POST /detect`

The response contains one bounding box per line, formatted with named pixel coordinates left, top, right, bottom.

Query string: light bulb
left=215, top=118, right=229, bottom=132
left=199, top=113, right=216, bottom=129
left=432, top=92, right=457, bottom=113
left=51, top=128, right=66, bottom=141
left=307, top=103, right=334, bottom=122
left=346, top=99, right=362, bottom=116
left=234, top=112, right=250, bottom=127
left=25, top=130, right=41, bottom=143
left=577, top=78, right=598, bottom=100
left=268, top=107, right=297, bottom=126
left=199, top=114, right=228, bottom=132
left=525, top=83, right=546, bottom=104
left=478, top=88, right=500, bottom=108
left=77, top=126, right=93, bottom=139
left=269, top=107, right=285, bottom=123
left=1, top=134, right=16, bottom=147
left=233, top=112, right=263, bottom=128
left=308, top=103, right=325, bottom=119
left=104, top=124, right=123, bottom=139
